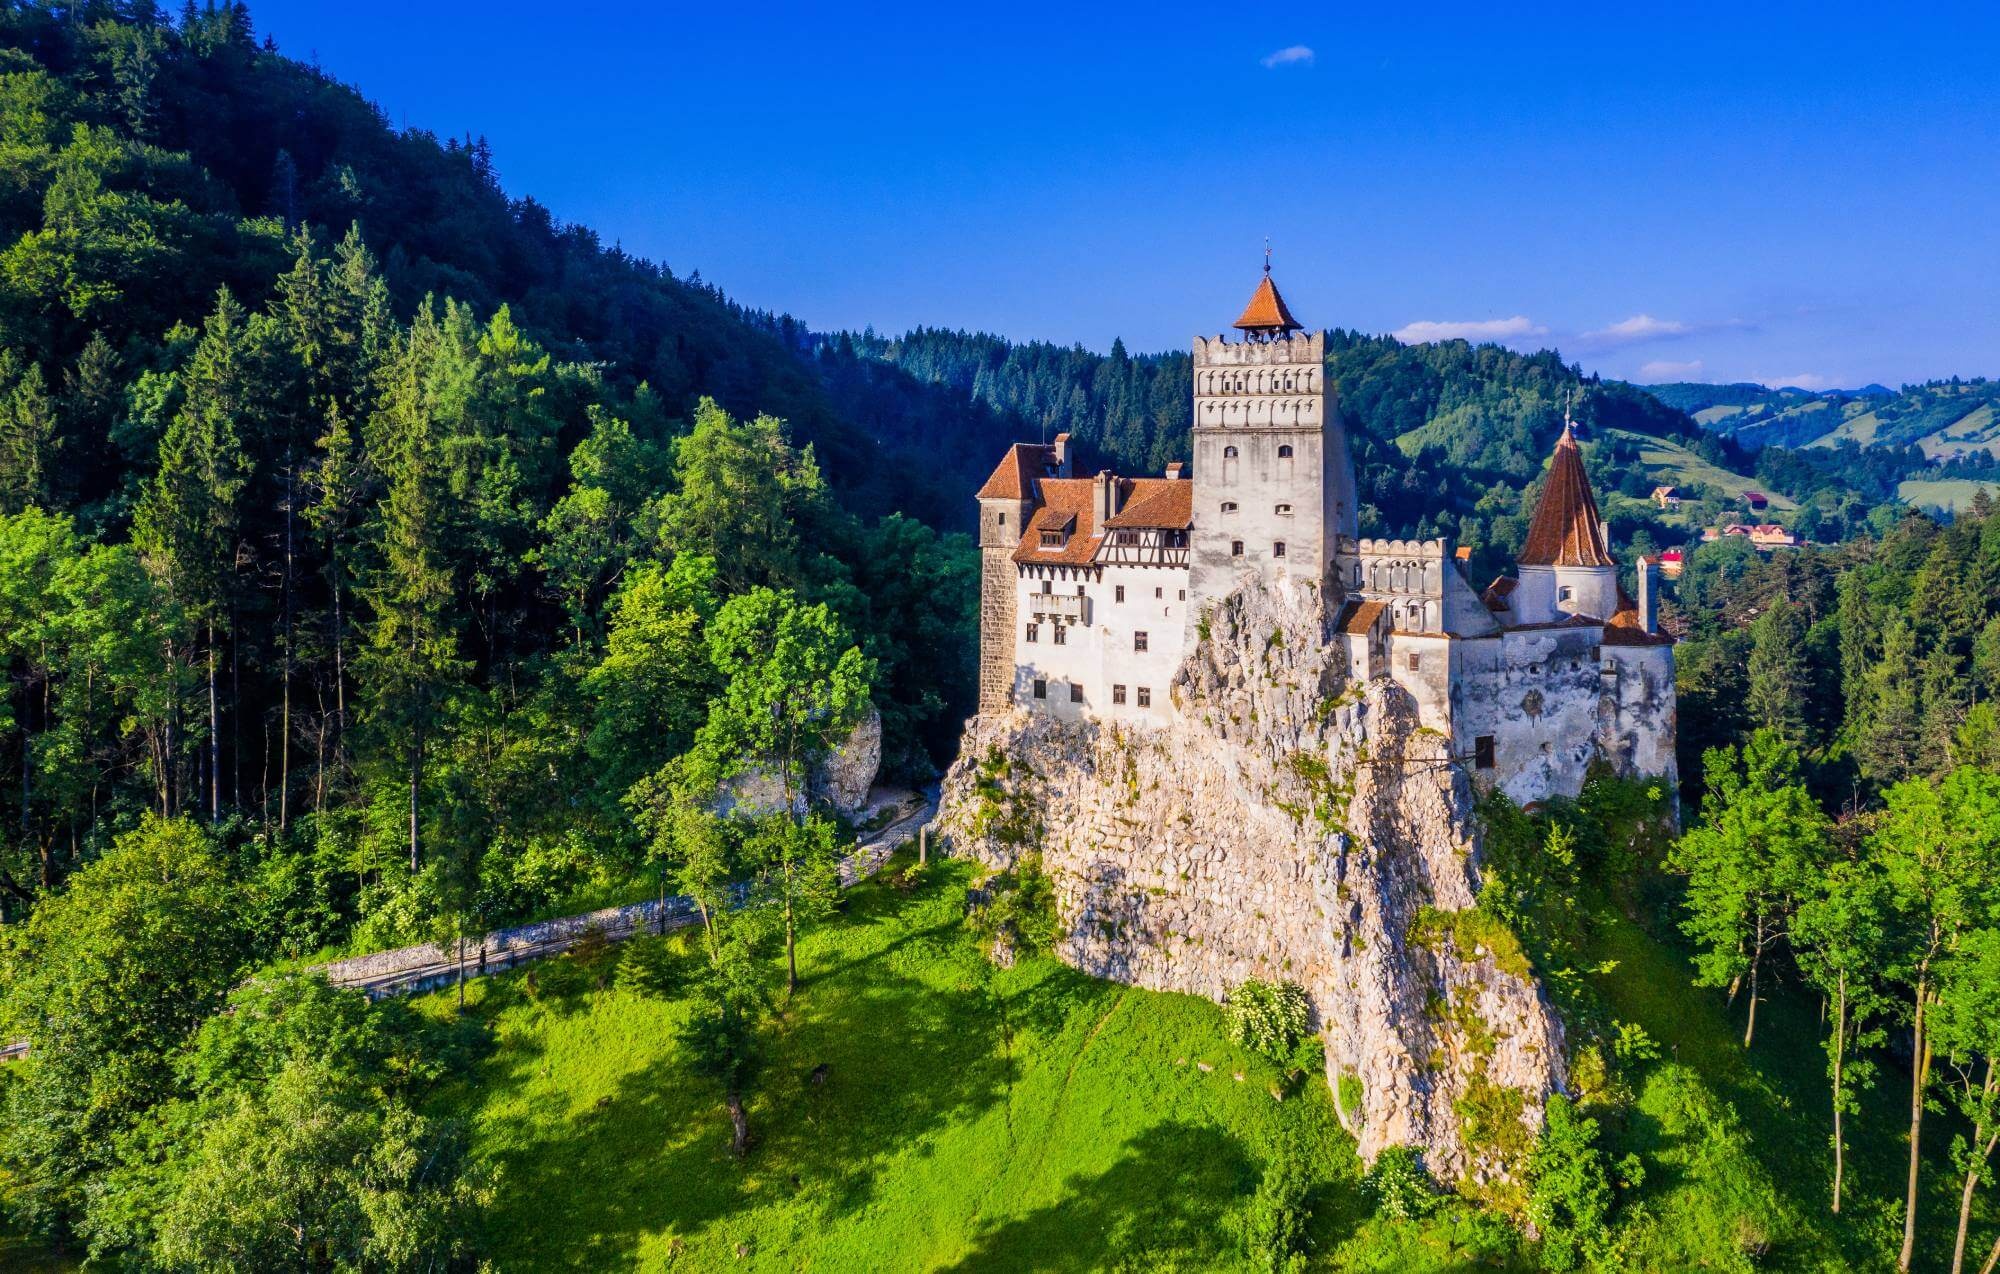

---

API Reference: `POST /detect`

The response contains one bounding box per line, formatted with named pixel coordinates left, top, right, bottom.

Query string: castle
left=975, top=268, right=1676, bottom=806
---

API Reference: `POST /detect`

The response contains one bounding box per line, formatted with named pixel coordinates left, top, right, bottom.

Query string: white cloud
left=1759, top=372, right=1833, bottom=390
left=1260, top=45, right=1315, bottom=69
left=1581, top=314, right=1692, bottom=347
left=1392, top=316, right=1548, bottom=345
left=1637, top=359, right=1704, bottom=382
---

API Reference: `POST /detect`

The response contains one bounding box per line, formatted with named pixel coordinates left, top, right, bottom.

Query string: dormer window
left=1040, top=530, right=1066, bottom=548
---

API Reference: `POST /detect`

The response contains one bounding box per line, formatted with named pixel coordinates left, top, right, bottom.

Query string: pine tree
left=1747, top=599, right=1813, bottom=747
left=0, top=356, right=59, bottom=514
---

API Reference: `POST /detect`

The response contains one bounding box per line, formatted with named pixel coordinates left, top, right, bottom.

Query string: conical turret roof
left=1233, top=272, right=1303, bottom=333
left=1519, top=422, right=1616, bottom=567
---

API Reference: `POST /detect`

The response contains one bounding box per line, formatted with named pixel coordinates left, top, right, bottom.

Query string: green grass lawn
left=1899, top=477, right=2000, bottom=512
left=418, top=858, right=1536, bottom=1272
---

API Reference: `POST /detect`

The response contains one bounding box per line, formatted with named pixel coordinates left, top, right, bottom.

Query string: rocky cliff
left=935, top=577, right=1567, bottom=1184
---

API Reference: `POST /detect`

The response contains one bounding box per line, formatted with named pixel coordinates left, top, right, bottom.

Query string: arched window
left=1277, top=444, right=1293, bottom=458
left=1223, top=445, right=1239, bottom=458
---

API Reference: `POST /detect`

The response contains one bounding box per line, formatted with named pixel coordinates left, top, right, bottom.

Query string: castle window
left=1135, top=631, right=1149, bottom=652
left=1042, top=580, right=1052, bottom=593
left=1275, top=503, right=1292, bottom=515
left=1113, top=684, right=1127, bottom=705
left=1115, top=584, right=1125, bottom=603
left=1155, top=587, right=1163, bottom=599
left=1278, top=445, right=1293, bottom=458
left=1558, top=585, right=1574, bottom=603
left=1232, top=541, right=1245, bottom=557
left=1273, top=542, right=1287, bottom=558
left=1033, top=679, right=1047, bottom=700
left=1040, top=530, right=1065, bottom=548
left=1053, top=625, right=1067, bottom=646
left=1408, top=652, right=1421, bottom=671
left=1178, top=589, right=1186, bottom=601
left=1474, top=735, right=1496, bottom=769
left=1224, top=446, right=1239, bottom=458
left=1070, top=683, right=1084, bottom=704
left=998, top=512, right=1006, bottom=526
left=1222, top=501, right=1238, bottom=513
left=1137, top=687, right=1152, bottom=708
left=1025, top=623, right=1039, bottom=643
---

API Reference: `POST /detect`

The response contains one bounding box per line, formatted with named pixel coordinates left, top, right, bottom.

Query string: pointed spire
left=1519, top=420, right=1615, bottom=568
left=1233, top=255, right=1302, bottom=335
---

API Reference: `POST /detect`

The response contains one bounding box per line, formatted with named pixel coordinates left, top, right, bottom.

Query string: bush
left=1243, top=1141, right=1312, bottom=1272
left=968, top=852, right=1060, bottom=958
left=1527, top=1095, right=1617, bottom=1271
left=614, top=934, right=681, bottom=999
left=1225, top=979, right=1312, bottom=1065
left=1363, top=1145, right=1439, bottom=1220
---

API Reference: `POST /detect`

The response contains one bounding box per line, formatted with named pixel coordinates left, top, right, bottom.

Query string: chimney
left=1095, top=470, right=1117, bottom=523
left=1051, top=432, right=1072, bottom=477
left=1637, top=556, right=1659, bottom=634
left=1164, top=462, right=1185, bottom=480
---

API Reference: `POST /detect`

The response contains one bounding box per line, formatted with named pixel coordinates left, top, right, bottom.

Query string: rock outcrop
left=935, top=576, right=1566, bottom=1182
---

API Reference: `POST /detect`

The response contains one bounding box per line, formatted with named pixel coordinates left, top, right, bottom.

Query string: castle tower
left=1189, top=266, right=1358, bottom=607
left=974, top=434, right=1069, bottom=711
left=1514, top=420, right=1620, bottom=622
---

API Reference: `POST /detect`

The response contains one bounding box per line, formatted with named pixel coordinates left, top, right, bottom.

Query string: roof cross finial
left=1263, top=238, right=1272, bottom=276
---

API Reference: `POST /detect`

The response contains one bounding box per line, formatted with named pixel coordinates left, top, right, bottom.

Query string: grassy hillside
left=1599, top=427, right=1796, bottom=515
left=1897, top=476, right=2000, bottom=512
left=376, top=855, right=1981, bottom=1272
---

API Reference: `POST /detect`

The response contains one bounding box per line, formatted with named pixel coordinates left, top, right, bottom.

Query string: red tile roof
left=1339, top=599, right=1388, bottom=635
left=1519, top=424, right=1616, bottom=568
left=1102, top=479, right=1193, bottom=529
left=1013, top=479, right=1103, bottom=566
left=1233, top=273, right=1303, bottom=333
left=976, top=443, right=1061, bottom=501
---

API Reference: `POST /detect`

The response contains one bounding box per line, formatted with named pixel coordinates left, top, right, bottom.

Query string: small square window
left=1115, top=584, right=1126, bottom=603
left=1474, top=735, right=1496, bottom=769
left=1178, top=590, right=1186, bottom=601
left=1277, top=444, right=1294, bottom=458
left=1053, top=625, right=1067, bottom=646
left=1232, top=540, right=1245, bottom=557
left=1113, top=684, right=1127, bottom=705
left=1221, top=501, right=1238, bottom=513
left=1155, top=587, right=1163, bottom=599
left=1407, top=652, right=1421, bottom=671
left=1042, top=580, right=1052, bottom=594
left=1137, top=687, right=1152, bottom=708
left=1135, top=631, right=1149, bottom=652
left=1558, top=585, right=1573, bottom=602
left=1025, top=623, right=1039, bottom=643
left=1273, top=542, right=1287, bottom=559
left=1070, top=683, right=1084, bottom=704
left=1033, top=679, right=1047, bottom=700
left=1275, top=503, right=1292, bottom=514
left=998, top=512, right=1006, bottom=526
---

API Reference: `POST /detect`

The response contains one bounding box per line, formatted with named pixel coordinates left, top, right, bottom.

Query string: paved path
left=316, top=792, right=936, bottom=999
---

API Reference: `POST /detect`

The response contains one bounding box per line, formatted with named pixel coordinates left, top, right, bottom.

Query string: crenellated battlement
left=1191, top=331, right=1323, bottom=367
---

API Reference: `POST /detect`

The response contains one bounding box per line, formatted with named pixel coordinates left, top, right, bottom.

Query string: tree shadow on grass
left=941, top=1121, right=1255, bottom=1273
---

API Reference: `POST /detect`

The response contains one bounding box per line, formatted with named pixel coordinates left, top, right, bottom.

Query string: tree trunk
left=1832, top=972, right=1847, bottom=1214
left=1951, top=1062, right=1999, bottom=1274
left=407, top=724, right=421, bottom=874
left=1902, top=980, right=1933, bottom=1273
left=1744, top=938, right=1761, bottom=1049
left=727, top=1089, right=748, bottom=1159
left=1979, top=1227, right=2000, bottom=1274
left=207, top=628, right=219, bottom=823
left=280, top=463, right=294, bottom=831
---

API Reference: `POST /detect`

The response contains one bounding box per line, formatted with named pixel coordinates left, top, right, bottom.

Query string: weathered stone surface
left=936, top=574, right=1566, bottom=1180
left=722, top=706, right=883, bottom=820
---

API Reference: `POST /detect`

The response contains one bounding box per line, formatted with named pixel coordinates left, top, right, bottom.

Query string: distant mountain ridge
left=1640, top=379, right=2000, bottom=456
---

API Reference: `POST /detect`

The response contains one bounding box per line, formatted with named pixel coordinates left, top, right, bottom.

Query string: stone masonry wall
left=936, top=573, right=1567, bottom=1182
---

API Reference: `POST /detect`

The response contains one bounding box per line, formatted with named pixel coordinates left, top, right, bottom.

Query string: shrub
left=1527, top=1095, right=1617, bottom=1271
left=1225, top=979, right=1312, bottom=1065
left=614, top=934, right=680, bottom=999
left=968, top=852, right=1060, bottom=958
left=1243, top=1140, right=1313, bottom=1272
left=1363, top=1145, right=1439, bottom=1220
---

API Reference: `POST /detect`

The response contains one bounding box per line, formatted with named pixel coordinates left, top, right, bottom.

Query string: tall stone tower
left=974, top=434, right=1070, bottom=712
left=1189, top=267, right=1358, bottom=607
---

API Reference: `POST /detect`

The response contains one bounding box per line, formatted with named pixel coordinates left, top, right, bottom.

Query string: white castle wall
left=1013, top=564, right=1189, bottom=727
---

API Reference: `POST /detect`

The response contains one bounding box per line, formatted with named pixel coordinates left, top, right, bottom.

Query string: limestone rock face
left=722, top=706, right=883, bottom=820
left=935, top=576, right=1566, bottom=1180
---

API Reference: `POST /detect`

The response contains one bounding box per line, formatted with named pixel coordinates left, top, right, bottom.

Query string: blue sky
left=249, top=1, right=1999, bottom=389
